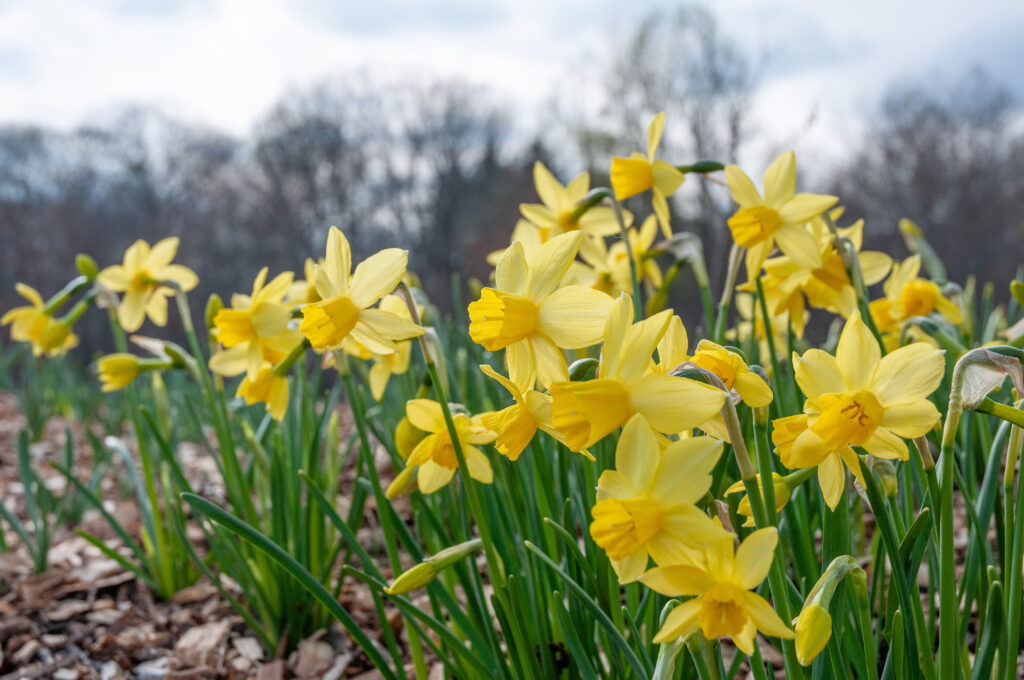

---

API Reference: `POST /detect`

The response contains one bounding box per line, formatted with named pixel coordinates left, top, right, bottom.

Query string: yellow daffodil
left=209, top=268, right=304, bottom=380
left=752, top=214, right=891, bottom=334
left=488, top=220, right=595, bottom=288
left=299, top=227, right=424, bottom=353
left=725, top=152, right=838, bottom=279
left=786, top=311, right=944, bottom=508
left=402, top=399, right=497, bottom=494
left=478, top=364, right=580, bottom=461
left=641, top=528, right=795, bottom=653
left=237, top=364, right=289, bottom=421
left=97, top=237, right=199, bottom=332
left=519, top=162, right=624, bottom=241
left=395, top=416, right=426, bottom=460
left=869, top=254, right=962, bottom=334
left=2, top=284, right=79, bottom=357
left=550, top=296, right=725, bottom=451
left=589, top=415, right=729, bottom=582
left=287, top=258, right=323, bottom=305
left=468, top=232, right=613, bottom=388
left=97, top=354, right=143, bottom=392
left=610, top=112, right=685, bottom=237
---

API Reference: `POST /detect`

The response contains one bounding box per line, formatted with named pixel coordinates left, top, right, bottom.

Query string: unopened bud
left=76, top=253, right=98, bottom=279
left=871, top=458, right=899, bottom=497
left=385, top=538, right=483, bottom=594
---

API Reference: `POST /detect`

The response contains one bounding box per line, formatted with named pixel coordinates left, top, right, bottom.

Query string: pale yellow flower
left=97, top=237, right=198, bottom=332
left=610, top=112, right=685, bottom=237
left=519, top=162, right=624, bottom=241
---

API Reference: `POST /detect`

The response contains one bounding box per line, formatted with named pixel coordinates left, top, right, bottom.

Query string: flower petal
left=324, top=227, right=351, bottom=295
left=871, top=342, right=945, bottom=405
left=651, top=437, right=722, bottom=503
left=724, top=165, right=763, bottom=209
left=744, top=592, right=796, bottom=639
left=733, top=527, right=777, bottom=589
left=641, top=565, right=711, bottom=598
left=629, top=372, right=725, bottom=435
left=616, top=414, right=659, bottom=492
left=818, top=452, right=846, bottom=510
left=537, top=286, right=613, bottom=349
left=774, top=225, right=822, bottom=269
left=863, top=428, right=908, bottom=460
left=528, top=334, right=568, bottom=387
left=836, top=312, right=880, bottom=391
left=406, top=399, right=445, bottom=433
left=652, top=600, right=702, bottom=644
left=763, top=151, right=796, bottom=207
left=526, top=231, right=582, bottom=302
left=794, top=349, right=845, bottom=402
left=881, top=400, right=941, bottom=438
left=349, top=249, right=408, bottom=308
left=533, top=162, right=563, bottom=211
left=618, top=309, right=672, bottom=382
left=495, top=241, right=528, bottom=295
left=778, top=193, right=838, bottom=225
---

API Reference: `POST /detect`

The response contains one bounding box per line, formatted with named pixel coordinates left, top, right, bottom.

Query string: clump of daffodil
left=478, top=364, right=582, bottom=461
left=725, top=151, right=838, bottom=279
left=654, top=315, right=772, bottom=440
left=870, top=254, right=962, bottom=336
left=2, top=283, right=80, bottom=357
left=97, top=237, right=198, bottom=332
left=589, top=415, right=729, bottom=582
left=97, top=353, right=173, bottom=392
left=468, top=231, right=613, bottom=388
left=784, top=311, right=944, bottom=508
left=641, top=527, right=795, bottom=653
left=209, top=268, right=304, bottom=380
left=298, top=227, right=424, bottom=353
left=610, top=112, right=685, bottom=238
left=550, top=296, right=725, bottom=451
left=397, top=399, right=497, bottom=494
left=519, top=162, right=623, bottom=241
left=749, top=212, right=891, bottom=336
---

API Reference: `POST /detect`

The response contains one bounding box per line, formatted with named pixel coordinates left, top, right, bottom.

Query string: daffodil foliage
left=6, top=111, right=1024, bottom=680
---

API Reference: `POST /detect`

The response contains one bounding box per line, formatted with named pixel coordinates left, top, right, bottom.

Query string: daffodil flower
left=786, top=311, right=945, bottom=508
left=209, top=268, right=304, bottom=379
left=869, top=254, right=962, bottom=335
left=610, top=112, right=685, bottom=238
left=2, top=283, right=79, bottom=356
left=550, top=296, right=725, bottom=451
left=519, top=162, right=624, bottom=241
left=478, top=364, right=580, bottom=461
left=641, top=527, right=795, bottom=653
left=725, top=152, right=838, bottom=280
left=468, top=231, right=613, bottom=388
left=97, top=237, right=199, bottom=332
left=237, top=364, right=290, bottom=420
left=589, top=415, right=729, bottom=582
left=402, top=399, right=497, bottom=494
left=725, top=473, right=792, bottom=527
left=299, top=227, right=424, bottom=353
left=750, top=214, right=891, bottom=336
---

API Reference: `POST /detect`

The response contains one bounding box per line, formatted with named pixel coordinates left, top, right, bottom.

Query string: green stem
left=714, top=244, right=742, bottom=344
left=610, top=197, right=643, bottom=320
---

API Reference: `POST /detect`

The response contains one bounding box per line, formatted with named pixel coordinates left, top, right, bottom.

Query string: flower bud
left=385, top=538, right=483, bottom=594
left=871, top=458, right=899, bottom=497
left=75, top=253, right=98, bottom=280
left=794, top=604, right=832, bottom=666
left=98, top=354, right=142, bottom=392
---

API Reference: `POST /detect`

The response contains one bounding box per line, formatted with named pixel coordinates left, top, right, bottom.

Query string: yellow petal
left=250, top=302, right=291, bottom=338
left=652, top=159, right=683, bottom=197
left=651, top=437, right=722, bottom=503
left=647, top=111, right=666, bottom=160
left=863, top=428, right=908, bottom=460
left=793, top=349, right=845, bottom=402
left=617, top=309, right=673, bottom=382
left=406, top=399, right=445, bottom=433
left=616, top=414, right=659, bottom=492
left=528, top=334, right=568, bottom=387
left=744, top=239, right=773, bottom=281
left=97, top=265, right=131, bottom=291
left=565, top=171, right=590, bottom=202
left=628, top=372, right=725, bottom=435
left=641, top=565, right=712, bottom=598
left=733, top=370, right=774, bottom=408
left=871, top=342, right=945, bottom=405
left=733, top=528, right=777, bottom=589
left=652, top=600, right=702, bottom=644
left=369, top=362, right=390, bottom=401
left=146, top=291, right=169, bottom=326
left=657, top=315, right=689, bottom=371
left=349, top=249, right=408, bottom=309
left=209, top=344, right=248, bottom=377
left=526, top=231, right=582, bottom=302
left=778, top=193, right=838, bottom=225
left=157, top=264, right=199, bottom=291
left=786, top=428, right=830, bottom=469
left=653, top=507, right=731, bottom=559
left=118, top=289, right=147, bottom=332
left=494, top=241, right=528, bottom=295
left=148, top=237, right=180, bottom=269
left=774, top=225, right=822, bottom=269
left=505, top=340, right=536, bottom=392
left=763, top=151, right=796, bottom=207
left=532, top=161, right=563, bottom=211
left=599, top=295, right=633, bottom=379
left=859, top=252, right=892, bottom=286
left=795, top=604, right=832, bottom=665
left=818, top=452, right=846, bottom=510
left=744, top=592, right=796, bottom=639
left=881, top=401, right=941, bottom=438
left=651, top=189, right=673, bottom=239
left=359, top=308, right=424, bottom=341
left=418, top=460, right=455, bottom=494
left=550, top=378, right=632, bottom=451
left=465, top=446, right=493, bottom=484
left=519, top=203, right=557, bottom=230
left=537, top=287, right=613, bottom=349
left=836, top=312, right=880, bottom=391
left=323, top=227, right=351, bottom=295
left=724, top=165, right=763, bottom=209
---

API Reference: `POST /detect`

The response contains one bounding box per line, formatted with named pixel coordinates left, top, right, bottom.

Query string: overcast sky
left=1, top=0, right=1022, bottom=166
